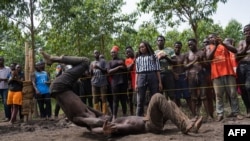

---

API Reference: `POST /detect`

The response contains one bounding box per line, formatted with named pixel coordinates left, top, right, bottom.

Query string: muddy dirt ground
left=0, top=97, right=249, bottom=141
left=0, top=106, right=250, bottom=141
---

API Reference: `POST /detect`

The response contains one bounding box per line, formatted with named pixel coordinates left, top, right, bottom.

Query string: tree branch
left=1, top=12, right=30, bottom=30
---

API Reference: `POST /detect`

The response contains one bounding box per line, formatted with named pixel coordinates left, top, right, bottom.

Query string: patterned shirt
left=136, top=55, right=161, bottom=73
left=155, top=47, right=175, bottom=73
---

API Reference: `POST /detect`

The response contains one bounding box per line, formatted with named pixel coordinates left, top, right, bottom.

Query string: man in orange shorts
left=7, top=65, right=24, bottom=123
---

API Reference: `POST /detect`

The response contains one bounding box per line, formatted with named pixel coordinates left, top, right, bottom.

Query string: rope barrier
left=0, top=82, right=244, bottom=101
left=1, top=53, right=245, bottom=101
left=74, top=53, right=238, bottom=80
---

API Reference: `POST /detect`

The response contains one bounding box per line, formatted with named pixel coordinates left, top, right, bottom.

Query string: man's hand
left=157, top=51, right=167, bottom=60
left=35, top=89, right=41, bottom=95
left=215, top=37, right=222, bottom=46
left=193, top=55, right=200, bottom=62
left=103, top=120, right=117, bottom=135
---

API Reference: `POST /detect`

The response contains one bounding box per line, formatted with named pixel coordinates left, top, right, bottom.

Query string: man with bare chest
left=91, top=93, right=203, bottom=136
left=184, top=39, right=210, bottom=120
left=172, top=42, right=191, bottom=111
left=236, top=24, right=250, bottom=118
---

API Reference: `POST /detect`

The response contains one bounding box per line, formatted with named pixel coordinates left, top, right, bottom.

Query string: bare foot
left=189, top=116, right=203, bottom=133
left=112, top=116, right=116, bottom=122
left=182, top=116, right=203, bottom=134
left=9, top=119, right=17, bottom=124
left=246, top=113, right=250, bottom=118
left=183, top=117, right=197, bottom=134
left=40, top=50, right=53, bottom=66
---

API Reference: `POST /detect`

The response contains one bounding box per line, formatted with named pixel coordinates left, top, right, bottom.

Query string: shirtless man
left=40, top=51, right=111, bottom=130
left=92, top=93, right=203, bottom=136
left=236, top=24, right=250, bottom=118
left=171, top=41, right=192, bottom=111
left=184, top=38, right=211, bottom=120
left=202, top=38, right=215, bottom=119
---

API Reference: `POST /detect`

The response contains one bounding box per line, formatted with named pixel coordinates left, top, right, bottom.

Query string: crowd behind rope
left=1, top=24, right=250, bottom=124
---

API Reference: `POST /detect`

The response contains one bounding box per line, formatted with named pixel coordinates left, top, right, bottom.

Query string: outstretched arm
left=91, top=120, right=136, bottom=135
left=222, top=41, right=237, bottom=53
left=91, top=120, right=117, bottom=135
left=31, top=73, right=40, bottom=95
left=91, top=119, right=146, bottom=135
left=72, top=117, right=105, bottom=131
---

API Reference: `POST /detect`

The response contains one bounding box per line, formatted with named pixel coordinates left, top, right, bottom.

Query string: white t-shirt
left=0, top=66, right=11, bottom=89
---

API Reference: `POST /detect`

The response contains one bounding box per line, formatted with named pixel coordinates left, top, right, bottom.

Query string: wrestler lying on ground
left=40, top=51, right=202, bottom=135
left=91, top=93, right=203, bottom=135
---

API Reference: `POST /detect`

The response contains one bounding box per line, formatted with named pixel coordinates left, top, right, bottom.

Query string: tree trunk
left=29, top=0, right=38, bottom=118
left=192, top=24, right=199, bottom=43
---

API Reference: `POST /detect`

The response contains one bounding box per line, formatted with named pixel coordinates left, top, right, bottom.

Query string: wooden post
left=28, top=47, right=34, bottom=80
left=29, top=46, right=38, bottom=118
left=24, top=42, right=29, bottom=81
left=23, top=42, right=39, bottom=121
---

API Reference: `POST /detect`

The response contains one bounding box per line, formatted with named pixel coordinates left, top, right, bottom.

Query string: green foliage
left=0, top=16, right=25, bottom=66
left=138, top=0, right=228, bottom=42
left=197, top=20, right=223, bottom=46
left=164, top=28, right=194, bottom=52
left=40, top=0, right=136, bottom=58
left=222, top=19, right=243, bottom=45
left=164, top=29, right=182, bottom=47
left=178, top=29, right=195, bottom=52
left=136, top=22, right=160, bottom=50
left=0, top=0, right=245, bottom=74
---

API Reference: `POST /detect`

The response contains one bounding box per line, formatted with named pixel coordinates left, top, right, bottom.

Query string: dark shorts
left=161, top=72, right=175, bottom=99
left=188, top=70, right=207, bottom=100
left=175, top=73, right=190, bottom=99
